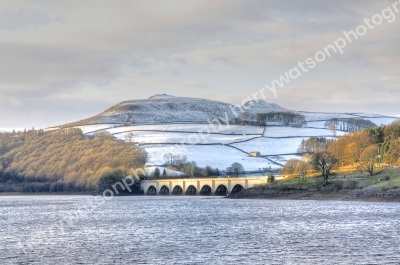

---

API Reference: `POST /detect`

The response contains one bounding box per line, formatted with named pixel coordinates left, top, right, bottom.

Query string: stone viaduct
left=140, top=177, right=268, bottom=196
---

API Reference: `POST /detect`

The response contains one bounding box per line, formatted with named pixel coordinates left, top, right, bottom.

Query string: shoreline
left=2, top=190, right=400, bottom=203
left=227, top=188, right=400, bottom=203
left=0, top=192, right=94, bottom=196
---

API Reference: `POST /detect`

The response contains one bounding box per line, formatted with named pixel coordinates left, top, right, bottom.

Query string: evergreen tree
left=154, top=167, right=161, bottom=178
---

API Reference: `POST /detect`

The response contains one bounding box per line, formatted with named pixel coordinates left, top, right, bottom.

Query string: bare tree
left=124, top=132, right=134, bottom=142
left=164, top=153, right=176, bottom=166
left=281, top=159, right=309, bottom=178
left=329, top=121, right=337, bottom=137
left=163, top=153, right=188, bottom=168
left=360, top=145, right=379, bottom=175
left=310, top=151, right=338, bottom=184
left=226, top=162, right=245, bottom=177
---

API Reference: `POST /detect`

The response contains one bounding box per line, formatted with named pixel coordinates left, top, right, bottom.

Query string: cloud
left=0, top=43, right=121, bottom=92
left=0, top=0, right=399, bottom=127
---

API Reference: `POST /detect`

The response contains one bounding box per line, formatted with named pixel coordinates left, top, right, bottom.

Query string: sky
left=0, top=0, right=399, bottom=128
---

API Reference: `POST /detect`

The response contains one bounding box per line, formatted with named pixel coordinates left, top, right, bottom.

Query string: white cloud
left=0, top=0, right=399, bottom=127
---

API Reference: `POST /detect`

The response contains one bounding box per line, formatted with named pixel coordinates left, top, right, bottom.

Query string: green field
left=256, top=167, right=400, bottom=191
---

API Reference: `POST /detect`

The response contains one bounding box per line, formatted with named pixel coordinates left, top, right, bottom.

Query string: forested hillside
left=282, top=121, right=400, bottom=179
left=0, top=128, right=147, bottom=193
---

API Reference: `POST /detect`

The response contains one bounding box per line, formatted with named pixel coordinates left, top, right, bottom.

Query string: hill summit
left=63, top=95, right=287, bottom=127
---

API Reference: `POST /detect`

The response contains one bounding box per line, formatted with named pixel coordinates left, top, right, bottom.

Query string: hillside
left=49, top=95, right=399, bottom=173
left=0, top=129, right=147, bottom=193
left=61, top=95, right=236, bottom=126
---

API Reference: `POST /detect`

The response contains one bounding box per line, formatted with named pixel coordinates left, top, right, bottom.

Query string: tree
left=310, top=151, right=338, bottom=184
left=360, top=145, right=379, bottom=175
left=97, top=169, right=125, bottom=193
left=162, top=168, right=167, bottom=176
left=226, top=162, right=245, bottom=177
left=124, top=132, right=134, bottom=142
left=366, top=126, right=385, bottom=144
left=280, top=159, right=309, bottom=176
left=344, top=142, right=358, bottom=164
left=267, top=173, right=275, bottom=183
left=281, top=159, right=301, bottom=175
left=175, top=155, right=188, bottom=168
left=385, top=138, right=400, bottom=165
left=94, top=130, right=112, bottom=138
left=383, top=121, right=400, bottom=142
left=154, top=167, right=160, bottom=178
left=296, top=160, right=309, bottom=178
left=329, top=121, right=337, bottom=137
left=297, top=139, right=306, bottom=153
left=163, top=153, right=187, bottom=167
left=297, top=137, right=331, bottom=153
left=201, top=166, right=213, bottom=177
left=164, top=153, right=176, bottom=166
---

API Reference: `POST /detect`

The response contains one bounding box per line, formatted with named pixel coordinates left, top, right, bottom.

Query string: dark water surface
left=1, top=196, right=400, bottom=264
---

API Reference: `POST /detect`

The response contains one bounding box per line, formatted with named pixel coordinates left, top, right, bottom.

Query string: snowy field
left=75, top=124, right=120, bottom=134
left=304, top=121, right=328, bottom=129
left=231, top=137, right=308, bottom=156
left=104, top=124, right=264, bottom=135
left=263, top=126, right=346, bottom=137
left=142, top=144, right=281, bottom=171
left=113, top=131, right=260, bottom=144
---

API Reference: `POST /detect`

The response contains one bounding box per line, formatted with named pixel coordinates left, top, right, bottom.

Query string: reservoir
left=1, top=196, right=399, bottom=264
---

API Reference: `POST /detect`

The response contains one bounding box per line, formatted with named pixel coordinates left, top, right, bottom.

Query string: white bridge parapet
left=141, top=177, right=269, bottom=196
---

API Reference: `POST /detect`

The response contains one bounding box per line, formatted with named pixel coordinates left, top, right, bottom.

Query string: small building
left=249, top=151, right=260, bottom=157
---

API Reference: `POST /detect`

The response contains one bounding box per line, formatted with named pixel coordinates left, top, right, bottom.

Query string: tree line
left=160, top=153, right=221, bottom=178
left=231, top=111, right=307, bottom=126
left=282, top=121, right=400, bottom=183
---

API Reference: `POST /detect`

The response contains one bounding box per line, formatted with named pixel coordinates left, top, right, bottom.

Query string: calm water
left=1, top=196, right=400, bottom=265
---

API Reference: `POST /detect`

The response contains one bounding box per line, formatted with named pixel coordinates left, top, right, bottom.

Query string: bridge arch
left=215, top=184, right=228, bottom=196
left=159, top=185, right=170, bottom=195
left=186, top=185, right=197, bottom=195
left=200, top=185, right=212, bottom=196
left=231, top=184, right=244, bottom=194
left=147, top=185, right=157, bottom=195
left=172, top=185, right=183, bottom=195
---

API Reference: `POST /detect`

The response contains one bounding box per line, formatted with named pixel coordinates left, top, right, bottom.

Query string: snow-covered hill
left=50, top=95, right=399, bottom=173
left=61, top=94, right=288, bottom=127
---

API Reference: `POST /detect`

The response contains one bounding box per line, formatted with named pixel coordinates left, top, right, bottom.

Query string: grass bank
left=230, top=167, right=400, bottom=202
